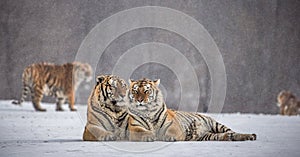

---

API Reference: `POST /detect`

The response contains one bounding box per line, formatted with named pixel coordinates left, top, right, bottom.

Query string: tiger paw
left=142, top=136, right=155, bottom=142
left=236, top=133, right=257, bottom=141
left=230, top=133, right=257, bottom=141
left=248, top=134, right=256, bottom=140
left=162, top=136, right=176, bottom=142
left=56, top=108, right=64, bottom=111
left=35, top=108, right=47, bottom=112
left=100, top=134, right=117, bottom=141
left=70, top=108, right=77, bottom=111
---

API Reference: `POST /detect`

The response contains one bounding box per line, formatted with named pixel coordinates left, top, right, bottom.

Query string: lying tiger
left=277, top=90, right=300, bottom=116
left=83, top=75, right=129, bottom=141
left=127, top=78, right=257, bottom=141
left=12, top=62, right=92, bottom=112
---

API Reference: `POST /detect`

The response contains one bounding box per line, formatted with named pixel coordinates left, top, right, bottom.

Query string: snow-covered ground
left=0, top=100, right=299, bottom=157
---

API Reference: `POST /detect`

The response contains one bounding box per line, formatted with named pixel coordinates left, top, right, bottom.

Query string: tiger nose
left=137, top=97, right=144, bottom=103
left=118, top=91, right=126, bottom=98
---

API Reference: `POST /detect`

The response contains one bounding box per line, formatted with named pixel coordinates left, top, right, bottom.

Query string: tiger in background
left=12, top=62, right=92, bottom=112
left=277, top=90, right=300, bottom=116
left=83, top=75, right=129, bottom=141
left=127, top=78, right=256, bottom=142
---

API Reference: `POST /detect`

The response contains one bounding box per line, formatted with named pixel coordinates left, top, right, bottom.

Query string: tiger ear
left=128, top=79, right=135, bottom=85
left=84, top=63, right=92, bottom=70
left=153, top=79, right=160, bottom=86
left=96, top=75, right=106, bottom=84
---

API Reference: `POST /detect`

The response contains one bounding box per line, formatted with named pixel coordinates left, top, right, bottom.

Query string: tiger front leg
left=67, top=92, right=77, bottom=111
left=159, top=122, right=184, bottom=142
left=129, top=127, right=155, bottom=142
left=83, top=124, right=116, bottom=141
left=128, top=117, right=155, bottom=142
left=279, top=105, right=286, bottom=115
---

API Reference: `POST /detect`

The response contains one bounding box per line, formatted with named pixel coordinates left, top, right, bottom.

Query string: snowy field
left=0, top=100, right=299, bottom=157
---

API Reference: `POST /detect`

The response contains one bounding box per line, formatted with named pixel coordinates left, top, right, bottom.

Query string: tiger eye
left=132, top=90, right=137, bottom=94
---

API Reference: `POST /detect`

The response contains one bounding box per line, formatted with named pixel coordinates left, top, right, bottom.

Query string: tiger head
left=96, top=75, right=128, bottom=108
left=128, top=78, right=164, bottom=118
left=73, top=62, right=93, bottom=82
left=277, top=90, right=296, bottom=107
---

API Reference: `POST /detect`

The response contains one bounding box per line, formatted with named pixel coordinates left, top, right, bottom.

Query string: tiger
left=12, top=62, right=92, bottom=112
left=127, top=78, right=257, bottom=142
left=82, top=75, right=129, bottom=141
left=277, top=90, right=300, bottom=116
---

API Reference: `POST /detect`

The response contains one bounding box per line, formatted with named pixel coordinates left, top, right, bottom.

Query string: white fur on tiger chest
left=43, top=85, right=52, bottom=96
left=284, top=105, right=288, bottom=113
left=42, top=85, right=67, bottom=98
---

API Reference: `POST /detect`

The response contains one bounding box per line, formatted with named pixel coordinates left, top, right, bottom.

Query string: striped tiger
left=277, top=90, right=300, bottom=116
left=83, top=75, right=129, bottom=141
left=127, top=78, right=257, bottom=142
left=12, top=62, right=92, bottom=112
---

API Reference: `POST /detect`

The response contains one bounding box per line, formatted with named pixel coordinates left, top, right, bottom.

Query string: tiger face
left=73, top=62, right=93, bottom=82
left=277, top=91, right=294, bottom=107
left=277, top=90, right=299, bottom=115
left=96, top=75, right=127, bottom=107
left=128, top=78, right=163, bottom=115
